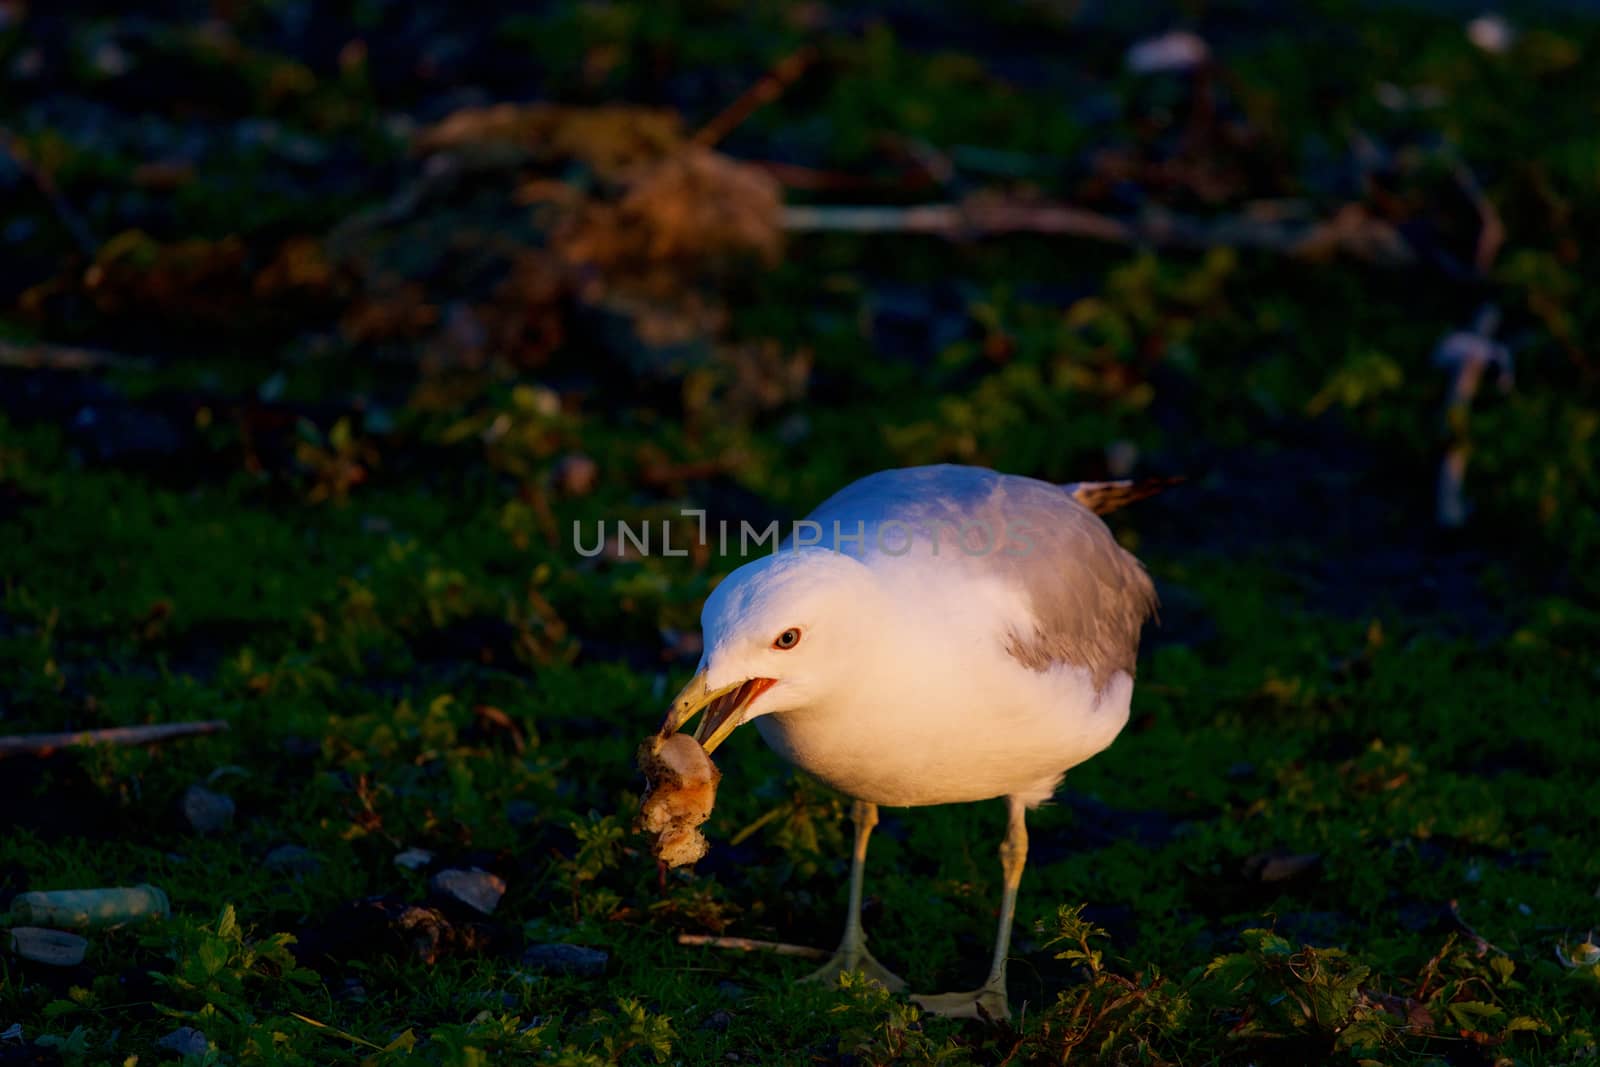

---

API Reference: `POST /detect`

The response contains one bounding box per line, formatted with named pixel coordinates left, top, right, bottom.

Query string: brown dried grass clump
left=415, top=103, right=684, bottom=178
left=80, top=232, right=251, bottom=322
left=558, top=146, right=783, bottom=274
left=322, top=103, right=789, bottom=378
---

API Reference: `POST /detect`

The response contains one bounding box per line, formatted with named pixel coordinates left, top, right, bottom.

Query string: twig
left=751, top=160, right=900, bottom=192
left=0, top=720, right=230, bottom=758
left=638, top=456, right=744, bottom=487
left=780, top=199, right=1417, bottom=266
left=887, top=136, right=957, bottom=194
left=752, top=159, right=952, bottom=194
left=1451, top=163, right=1505, bottom=274
left=0, top=127, right=98, bottom=257
left=728, top=805, right=787, bottom=847
left=1435, top=447, right=1471, bottom=530
left=326, top=154, right=463, bottom=261
left=0, top=340, right=152, bottom=373
left=1433, top=305, right=1510, bottom=528
left=694, top=46, right=818, bottom=149
left=677, top=934, right=828, bottom=960
left=1446, top=900, right=1506, bottom=957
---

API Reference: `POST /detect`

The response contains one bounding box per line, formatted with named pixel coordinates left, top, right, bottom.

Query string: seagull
left=657, top=464, right=1162, bottom=1020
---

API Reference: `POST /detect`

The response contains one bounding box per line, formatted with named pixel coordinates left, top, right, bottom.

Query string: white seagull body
left=659, top=464, right=1159, bottom=1019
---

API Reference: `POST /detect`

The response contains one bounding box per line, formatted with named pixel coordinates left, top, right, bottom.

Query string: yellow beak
left=658, top=671, right=777, bottom=754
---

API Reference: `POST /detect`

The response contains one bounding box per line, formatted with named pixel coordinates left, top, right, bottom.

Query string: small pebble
left=430, top=868, right=506, bottom=915
left=156, top=1026, right=208, bottom=1058
left=181, top=784, right=235, bottom=834
left=91, top=40, right=132, bottom=78
left=336, top=977, right=368, bottom=1003
left=1242, top=850, right=1322, bottom=885
left=522, top=942, right=607, bottom=977
left=11, top=47, right=43, bottom=80
left=504, top=800, right=539, bottom=827
left=776, top=412, right=811, bottom=446
left=1467, top=13, right=1514, bottom=54
left=1126, top=30, right=1210, bottom=74
left=7, top=927, right=88, bottom=967
left=264, top=845, right=321, bottom=876
left=552, top=453, right=599, bottom=496
left=1105, top=439, right=1139, bottom=478
left=393, top=847, right=435, bottom=871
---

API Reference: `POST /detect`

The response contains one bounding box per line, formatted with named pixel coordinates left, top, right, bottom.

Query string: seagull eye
left=772, top=627, right=802, bottom=650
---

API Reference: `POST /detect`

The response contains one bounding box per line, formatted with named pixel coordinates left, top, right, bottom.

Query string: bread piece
left=637, top=733, right=721, bottom=868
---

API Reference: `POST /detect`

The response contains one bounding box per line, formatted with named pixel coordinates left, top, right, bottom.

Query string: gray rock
left=181, top=785, right=234, bottom=834
left=264, top=845, right=320, bottom=876
left=395, top=906, right=451, bottom=965
left=156, top=1026, right=208, bottom=1058
left=7, top=927, right=88, bottom=966
left=522, top=942, right=607, bottom=978
left=429, top=868, right=506, bottom=916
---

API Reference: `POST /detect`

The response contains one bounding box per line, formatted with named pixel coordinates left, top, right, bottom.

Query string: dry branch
left=1452, top=163, right=1505, bottom=275
left=780, top=199, right=1417, bottom=266
left=0, top=126, right=98, bottom=257
left=0, top=720, right=230, bottom=758
left=1433, top=305, right=1511, bottom=528
left=694, top=46, right=818, bottom=149
left=1447, top=899, right=1507, bottom=957
left=677, top=934, right=829, bottom=959
left=0, top=340, right=152, bottom=372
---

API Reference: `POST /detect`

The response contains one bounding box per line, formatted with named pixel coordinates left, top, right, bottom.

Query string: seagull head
left=658, top=547, right=886, bottom=753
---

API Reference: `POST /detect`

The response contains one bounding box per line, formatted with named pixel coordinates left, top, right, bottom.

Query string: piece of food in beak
left=637, top=732, right=720, bottom=868
left=654, top=826, right=709, bottom=869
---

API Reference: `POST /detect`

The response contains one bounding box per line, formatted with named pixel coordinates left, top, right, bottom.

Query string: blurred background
left=2, top=1, right=1598, bottom=1063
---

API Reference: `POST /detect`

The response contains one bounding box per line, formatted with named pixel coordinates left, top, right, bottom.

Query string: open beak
left=658, top=670, right=777, bottom=754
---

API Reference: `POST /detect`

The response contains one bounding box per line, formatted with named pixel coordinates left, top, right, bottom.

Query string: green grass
left=2, top=404, right=1596, bottom=1062
left=3, top=0, right=1600, bottom=1062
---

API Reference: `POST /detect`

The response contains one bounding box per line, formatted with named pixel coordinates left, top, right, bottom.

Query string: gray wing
left=804, top=465, right=1157, bottom=691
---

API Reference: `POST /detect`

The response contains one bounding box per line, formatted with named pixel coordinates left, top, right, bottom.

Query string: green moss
left=3, top=0, right=1599, bottom=1061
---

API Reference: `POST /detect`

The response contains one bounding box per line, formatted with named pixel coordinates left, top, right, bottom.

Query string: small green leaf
left=1490, top=956, right=1516, bottom=984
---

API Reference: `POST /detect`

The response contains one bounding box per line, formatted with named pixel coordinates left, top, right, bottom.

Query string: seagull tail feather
left=1064, top=476, right=1184, bottom=515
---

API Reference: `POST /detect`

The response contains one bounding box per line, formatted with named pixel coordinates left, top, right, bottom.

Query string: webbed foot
left=802, top=943, right=907, bottom=993
left=909, top=984, right=1010, bottom=1021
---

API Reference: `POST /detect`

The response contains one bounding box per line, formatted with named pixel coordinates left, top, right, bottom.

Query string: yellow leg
left=802, top=800, right=906, bottom=992
left=911, top=795, right=1028, bottom=1021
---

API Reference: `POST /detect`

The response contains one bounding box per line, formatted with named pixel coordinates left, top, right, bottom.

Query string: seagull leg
left=802, top=800, right=906, bottom=992
left=911, top=795, right=1027, bottom=1021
